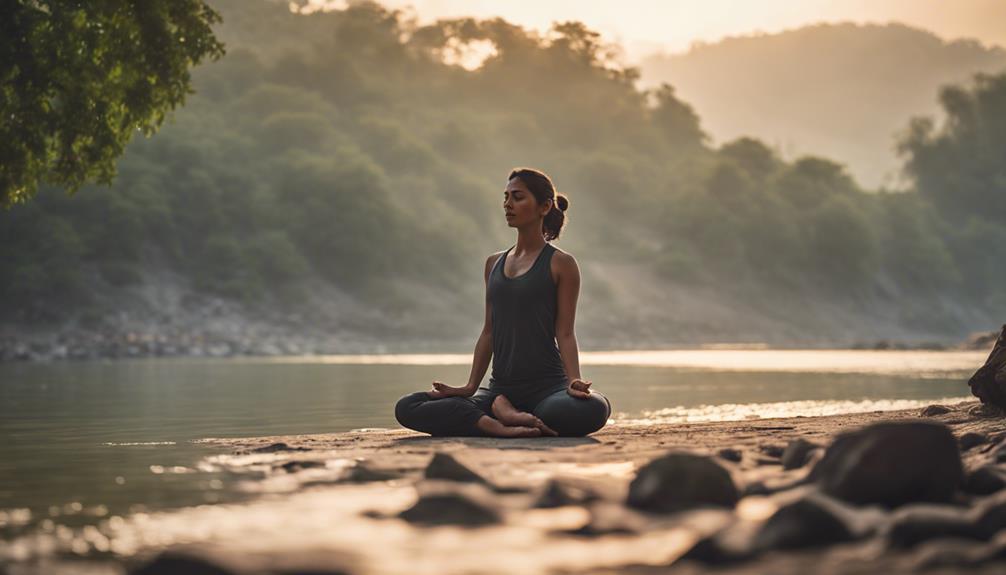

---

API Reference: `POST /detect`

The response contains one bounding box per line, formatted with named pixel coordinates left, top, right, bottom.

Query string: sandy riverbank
left=4, top=400, right=1006, bottom=575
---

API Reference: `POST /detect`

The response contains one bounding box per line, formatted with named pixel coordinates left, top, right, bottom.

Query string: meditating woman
left=394, top=168, right=611, bottom=437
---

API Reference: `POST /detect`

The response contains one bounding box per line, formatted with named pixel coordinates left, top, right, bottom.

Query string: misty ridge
left=2, top=0, right=1005, bottom=351
left=641, top=22, right=1006, bottom=189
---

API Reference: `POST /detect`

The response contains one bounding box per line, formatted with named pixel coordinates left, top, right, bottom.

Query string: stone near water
left=964, top=466, right=1006, bottom=496
left=398, top=486, right=501, bottom=526
left=809, top=420, right=963, bottom=507
left=753, top=492, right=881, bottom=551
left=130, top=549, right=241, bottom=575
left=967, top=325, right=1006, bottom=409
left=920, top=404, right=952, bottom=417
left=249, top=442, right=310, bottom=454
left=781, top=438, right=820, bottom=470
left=533, top=478, right=600, bottom=508
left=717, top=448, right=742, bottom=462
left=959, top=432, right=989, bottom=451
left=883, top=504, right=984, bottom=549
left=626, top=452, right=739, bottom=513
left=424, top=452, right=488, bottom=484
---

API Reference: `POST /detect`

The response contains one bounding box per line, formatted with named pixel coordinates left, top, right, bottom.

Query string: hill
left=639, top=23, right=1006, bottom=188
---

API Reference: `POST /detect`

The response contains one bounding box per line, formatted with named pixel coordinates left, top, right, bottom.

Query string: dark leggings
left=394, top=385, right=611, bottom=437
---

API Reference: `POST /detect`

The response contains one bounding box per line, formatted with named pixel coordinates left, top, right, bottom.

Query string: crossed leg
left=491, top=395, right=558, bottom=436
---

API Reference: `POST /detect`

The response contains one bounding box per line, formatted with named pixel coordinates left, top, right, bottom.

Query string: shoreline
left=0, top=327, right=995, bottom=363
left=5, top=400, right=1006, bottom=574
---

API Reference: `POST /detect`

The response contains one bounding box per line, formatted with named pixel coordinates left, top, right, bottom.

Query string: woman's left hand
left=567, top=378, right=592, bottom=399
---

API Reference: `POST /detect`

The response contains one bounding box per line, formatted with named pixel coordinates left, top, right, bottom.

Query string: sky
left=332, top=0, right=1006, bottom=61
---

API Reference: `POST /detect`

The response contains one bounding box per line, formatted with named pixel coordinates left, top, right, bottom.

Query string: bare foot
left=476, top=416, right=542, bottom=438
left=492, top=396, right=559, bottom=437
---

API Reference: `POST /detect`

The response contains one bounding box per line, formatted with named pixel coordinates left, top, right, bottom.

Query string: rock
left=884, top=504, right=984, bottom=549
left=781, top=439, right=820, bottom=470
left=680, top=519, right=760, bottom=564
left=249, top=442, right=310, bottom=454
left=533, top=478, right=601, bottom=508
left=967, top=325, right=1006, bottom=409
left=278, top=460, right=325, bottom=473
left=974, top=490, right=1006, bottom=537
left=424, top=452, right=487, bottom=484
left=959, top=432, right=989, bottom=451
left=809, top=420, right=963, bottom=507
left=344, top=462, right=400, bottom=483
left=565, top=502, right=648, bottom=536
left=717, top=448, right=742, bottom=462
left=758, top=444, right=786, bottom=458
left=968, top=403, right=1006, bottom=418
left=920, top=404, right=952, bottom=417
left=626, top=452, right=739, bottom=513
left=753, top=492, right=882, bottom=551
left=130, top=549, right=240, bottom=575
left=964, top=466, right=1006, bottom=496
left=398, top=485, right=501, bottom=526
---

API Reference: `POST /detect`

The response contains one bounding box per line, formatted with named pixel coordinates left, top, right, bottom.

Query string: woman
left=394, top=168, right=611, bottom=437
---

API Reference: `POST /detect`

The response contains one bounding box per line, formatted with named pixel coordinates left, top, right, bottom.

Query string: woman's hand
left=427, top=381, right=476, bottom=399
left=567, top=378, right=592, bottom=399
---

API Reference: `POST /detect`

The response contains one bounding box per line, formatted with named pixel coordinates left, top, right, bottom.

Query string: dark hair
left=507, top=167, right=569, bottom=241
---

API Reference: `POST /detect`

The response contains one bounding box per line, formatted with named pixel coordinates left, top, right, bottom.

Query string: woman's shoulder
left=549, top=245, right=577, bottom=265
left=548, top=245, right=579, bottom=279
left=484, top=250, right=507, bottom=281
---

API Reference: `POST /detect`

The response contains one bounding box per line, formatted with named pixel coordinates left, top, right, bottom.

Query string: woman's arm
left=429, top=253, right=499, bottom=398
left=553, top=252, right=590, bottom=397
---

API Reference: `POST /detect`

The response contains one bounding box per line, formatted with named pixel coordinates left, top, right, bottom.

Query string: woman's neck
left=514, top=226, right=546, bottom=255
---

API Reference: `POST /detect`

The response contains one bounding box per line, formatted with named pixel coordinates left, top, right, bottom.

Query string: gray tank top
left=487, top=243, right=568, bottom=388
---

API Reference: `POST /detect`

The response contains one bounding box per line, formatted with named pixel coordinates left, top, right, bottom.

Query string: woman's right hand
left=427, top=381, right=476, bottom=399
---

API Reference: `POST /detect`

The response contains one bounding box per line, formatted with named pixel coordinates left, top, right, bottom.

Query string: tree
left=1, top=0, right=224, bottom=206
left=898, top=72, right=1006, bottom=223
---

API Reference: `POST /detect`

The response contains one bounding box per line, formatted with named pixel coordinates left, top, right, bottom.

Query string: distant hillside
left=640, top=23, right=1006, bottom=188
left=3, top=2, right=1005, bottom=355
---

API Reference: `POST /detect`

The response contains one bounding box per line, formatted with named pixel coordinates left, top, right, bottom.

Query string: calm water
left=0, top=350, right=982, bottom=541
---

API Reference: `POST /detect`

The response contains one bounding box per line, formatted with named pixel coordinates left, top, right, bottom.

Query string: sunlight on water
left=613, top=396, right=973, bottom=425
left=255, top=349, right=984, bottom=376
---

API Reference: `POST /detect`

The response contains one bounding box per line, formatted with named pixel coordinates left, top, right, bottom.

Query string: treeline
left=1, top=0, right=1004, bottom=332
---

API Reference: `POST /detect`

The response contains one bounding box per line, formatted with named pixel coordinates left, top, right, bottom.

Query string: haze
left=349, top=0, right=1006, bottom=59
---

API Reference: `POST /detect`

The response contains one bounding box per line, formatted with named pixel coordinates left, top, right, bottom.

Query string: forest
left=2, top=0, right=1004, bottom=346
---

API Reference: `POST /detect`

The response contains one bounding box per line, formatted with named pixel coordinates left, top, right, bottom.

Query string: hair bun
left=556, top=194, right=569, bottom=212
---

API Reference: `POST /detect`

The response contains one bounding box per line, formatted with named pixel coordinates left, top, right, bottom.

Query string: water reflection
left=0, top=351, right=979, bottom=536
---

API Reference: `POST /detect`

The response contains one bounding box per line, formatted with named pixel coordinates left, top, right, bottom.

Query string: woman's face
left=503, top=178, right=551, bottom=229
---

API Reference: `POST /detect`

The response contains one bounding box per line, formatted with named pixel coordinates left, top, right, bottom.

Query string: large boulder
left=626, top=452, right=739, bottom=513
left=809, top=420, right=963, bottom=507
left=968, top=325, right=1006, bottom=409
